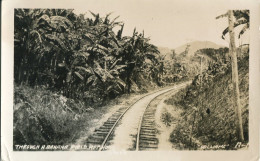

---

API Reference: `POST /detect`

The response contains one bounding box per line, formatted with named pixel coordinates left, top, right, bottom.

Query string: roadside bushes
left=165, top=52, right=249, bottom=150
left=13, top=84, right=88, bottom=147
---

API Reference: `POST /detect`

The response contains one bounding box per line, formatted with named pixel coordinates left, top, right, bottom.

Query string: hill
left=174, top=41, right=226, bottom=56
left=157, top=46, right=173, bottom=55
left=157, top=41, right=226, bottom=61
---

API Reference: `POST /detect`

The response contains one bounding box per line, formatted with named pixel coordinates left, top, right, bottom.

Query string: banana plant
left=14, top=9, right=75, bottom=86
left=120, top=29, right=160, bottom=93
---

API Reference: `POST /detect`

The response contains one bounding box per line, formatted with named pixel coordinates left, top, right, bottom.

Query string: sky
left=73, top=0, right=250, bottom=49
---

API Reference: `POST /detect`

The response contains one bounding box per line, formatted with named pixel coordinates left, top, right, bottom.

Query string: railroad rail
left=85, top=83, right=189, bottom=151
left=136, top=83, right=187, bottom=150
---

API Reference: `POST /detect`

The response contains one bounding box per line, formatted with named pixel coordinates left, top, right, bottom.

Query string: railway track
left=85, top=82, right=189, bottom=151
left=85, top=88, right=160, bottom=151
left=135, top=89, right=179, bottom=150
left=136, top=95, right=161, bottom=150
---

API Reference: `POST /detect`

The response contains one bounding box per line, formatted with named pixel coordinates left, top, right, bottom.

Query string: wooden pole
left=227, top=10, right=244, bottom=142
left=200, top=56, right=202, bottom=75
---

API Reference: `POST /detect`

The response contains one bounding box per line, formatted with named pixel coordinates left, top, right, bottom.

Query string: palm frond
left=83, top=33, right=95, bottom=44
left=216, top=12, right=228, bottom=19
left=50, top=16, right=73, bottom=28
left=238, top=23, right=249, bottom=38
left=221, top=19, right=248, bottom=39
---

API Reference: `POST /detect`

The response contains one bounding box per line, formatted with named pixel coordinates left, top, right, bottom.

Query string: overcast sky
left=73, top=0, right=249, bottom=49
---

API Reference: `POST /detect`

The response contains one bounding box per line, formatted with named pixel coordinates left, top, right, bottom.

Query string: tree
left=120, top=29, right=159, bottom=93
left=216, top=10, right=249, bottom=39
left=217, top=10, right=245, bottom=142
left=64, top=12, right=127, bottom=100
left=14, top=9, right=75, bottom=86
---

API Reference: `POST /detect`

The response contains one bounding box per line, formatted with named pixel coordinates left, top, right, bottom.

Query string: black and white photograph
left=2, top=0, right=260, bottom=160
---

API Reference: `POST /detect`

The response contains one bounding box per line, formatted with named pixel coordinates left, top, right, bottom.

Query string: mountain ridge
left=158, top=41, right=227, bottom=58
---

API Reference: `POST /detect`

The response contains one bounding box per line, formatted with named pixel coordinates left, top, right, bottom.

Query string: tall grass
left=165, top=55, right=249, bottom=150
left=13, top=85, right=90, bottom=148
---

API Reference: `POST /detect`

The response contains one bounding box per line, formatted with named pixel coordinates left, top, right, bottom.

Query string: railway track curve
left=85, top=82, right=189, bottom=151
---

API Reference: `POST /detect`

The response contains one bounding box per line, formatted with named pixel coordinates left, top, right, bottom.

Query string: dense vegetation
left=165, top=45, right=249, bottom=150
left=14, top=9, right=164, bottom=103
left=164, top=10, right=249, bottom=150
left=14, top=9, right=197, bottom=146
left=14, top=85, right=88, bottom=146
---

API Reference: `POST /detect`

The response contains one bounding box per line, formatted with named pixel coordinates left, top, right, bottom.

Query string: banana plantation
left=14, top=9, right=190, bottom=105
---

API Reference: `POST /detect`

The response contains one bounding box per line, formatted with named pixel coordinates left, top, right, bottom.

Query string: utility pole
left=200, top=56, right=202, bottom=76
left=228, top=10, right=244, bottom=142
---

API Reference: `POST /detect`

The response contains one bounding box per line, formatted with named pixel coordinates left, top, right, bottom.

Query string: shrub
left=165, top=55, right=249, bottom=150
left=13, top=85, right=88, bottom=147
left=161, top=112, right=174, bottom=126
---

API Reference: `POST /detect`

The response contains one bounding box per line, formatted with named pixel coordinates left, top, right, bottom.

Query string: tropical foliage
left=165, top=46, right=249, bottom=149
left=14, top=9, right=164, bottom=105
left=14, top=85, right=87, bottom=146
